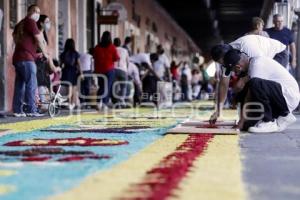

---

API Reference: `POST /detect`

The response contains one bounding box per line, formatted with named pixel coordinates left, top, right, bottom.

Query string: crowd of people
left=11, top=4, right=213, bottom=117
left=11, top=3, right=299, bottom=135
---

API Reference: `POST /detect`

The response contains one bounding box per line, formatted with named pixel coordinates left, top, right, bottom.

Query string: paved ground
left=240, top=114, right=300, bottom=200
left=0, top=106, right=299, bottom=200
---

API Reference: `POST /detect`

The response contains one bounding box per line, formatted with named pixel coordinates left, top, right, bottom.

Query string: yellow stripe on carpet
left=172, top=135, right=246, bottom=200
left=0, top=114, right=104, bottom=132
left=49, top=134, right=188, bottom=200
left=0, top=185, right=15, bottom=195
left=0, top=170, right=16, bottom=176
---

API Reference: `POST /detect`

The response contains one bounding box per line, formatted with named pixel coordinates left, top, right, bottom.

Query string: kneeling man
left=223, top=49, right=300, bottom=133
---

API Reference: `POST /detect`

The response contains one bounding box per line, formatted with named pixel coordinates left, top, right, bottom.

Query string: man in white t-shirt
left=155, top=45, right=171, bottom=81
left=128, top=62, right=142, bottom=106
left=210, top=35, right=287, bottom=123
left=223, top=49, right=299, bottom=132
left=113, top=38, right=129, bottom=105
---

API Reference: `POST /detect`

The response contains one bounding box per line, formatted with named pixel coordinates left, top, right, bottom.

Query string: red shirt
left=93, top=44, right=119, bottom=74
left=171, top=65, right=179, bottom=80
left=13, top=17, right=40, bottom=64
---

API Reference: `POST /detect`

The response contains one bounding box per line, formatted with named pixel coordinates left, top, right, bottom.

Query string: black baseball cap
left=210, top=44, right=233, bottom=61
left=223, top=49, right=242, bottom=76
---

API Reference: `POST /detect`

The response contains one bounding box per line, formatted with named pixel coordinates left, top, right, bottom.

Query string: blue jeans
left=13, top=61, right=38, bottom=113
left=97, top=69, right=115, bottom=105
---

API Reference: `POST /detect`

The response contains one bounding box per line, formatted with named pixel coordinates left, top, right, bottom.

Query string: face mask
left=44, top=22, right=51, bottom=31
left=30, top=13, right=40, bottom=22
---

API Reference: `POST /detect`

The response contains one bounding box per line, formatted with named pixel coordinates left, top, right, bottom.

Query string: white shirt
left=158, top=54, right=170, bottom=68
left=153, top=60, right=166, bottom=79
left=114, top=47, right=129, bottom=73
left=249, top=56, right=300, bottom=112
left=128, top=62, right=141, bottom=86
left=79, top=53, right=93, bottom=71
left=230, top=35, right=286, bottom=58
left=223, top=35, right=287, bottom=77
left=129, top=53, right=151, bottom=66
left=152, top=54, right=170, bottom=79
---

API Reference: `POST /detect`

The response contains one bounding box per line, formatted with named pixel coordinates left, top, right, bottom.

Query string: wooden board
left=166, top=126, right=239, bottom=135
left=181, top=120, right=237, bottom=127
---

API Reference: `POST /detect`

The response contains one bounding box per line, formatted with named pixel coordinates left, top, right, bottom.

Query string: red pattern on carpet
left=4, top=137, right=129, bottom=146
left=21, top=156, right=52, bottom=162
left=57, top=155, right=110, bottom=162
left=196, top=124, right=219, bottom=128
left=120, top=134, right=213, bottom=200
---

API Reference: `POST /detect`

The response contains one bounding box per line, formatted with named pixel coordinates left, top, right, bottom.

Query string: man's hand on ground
left=209, top=111, right=219, bottom=124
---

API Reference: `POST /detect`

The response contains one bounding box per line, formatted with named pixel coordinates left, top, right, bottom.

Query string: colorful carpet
left=0, top=103, right=248, bottom=200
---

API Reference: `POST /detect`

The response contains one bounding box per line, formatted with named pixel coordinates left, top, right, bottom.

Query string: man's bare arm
left=290, top=42, right=296, bottom=69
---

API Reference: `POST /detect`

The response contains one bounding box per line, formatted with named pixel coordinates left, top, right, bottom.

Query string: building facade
left=0, top=0, right=200, bottom=111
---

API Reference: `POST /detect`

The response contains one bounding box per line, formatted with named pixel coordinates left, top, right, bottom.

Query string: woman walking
left=93, top=31, right=119, bottom=110
left=60, top=38, right=82, bottom=110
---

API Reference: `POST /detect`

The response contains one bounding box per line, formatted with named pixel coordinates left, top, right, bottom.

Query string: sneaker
left=69, top=104, right=75, bottom=110
left=26, top=112, right=45, bottom=117
left=277, top=113, right=297, bottom=131
left=13, top=113, right=26, bottom=117
left=248, top=120, right=279, bottom=133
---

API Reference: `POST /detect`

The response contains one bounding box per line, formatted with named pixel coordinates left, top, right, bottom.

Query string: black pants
left=142, top=75, right=158, bottom=102
left=236, top=78, right=289, bottom=130
left=80, top=70, right=92, bottom=103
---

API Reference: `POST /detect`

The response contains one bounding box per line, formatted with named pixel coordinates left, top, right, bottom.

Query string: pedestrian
left=156, top=45, right=171, bottom=81
left=180, top=62, right=192, bottom=102
left=130, top=53, right=160, bottom=103
left=60, top=38, right=82, bottom=110
left=223, top=49, right=300, bottom=132
left=122, top=36, right=132, bottom=56
left=127, top=61, right=142, bottom=107
left=191, top=69, right=202, bottom=99
left=113, top=37, right=129, bottom=106
left=79, top=48, right=94, bottom=107
left=12, top=4, right=48, bottom=117
left=93, top=31, right=119, bottom=110
left=265, top=14, right=296, bottom=69
left=36, top=14, right=60, bottom=111
left=198, top=65, right=211, bottom=99
left=170, top=61, right=181, bottom=81
left=246, top=17, right=269, bottom=37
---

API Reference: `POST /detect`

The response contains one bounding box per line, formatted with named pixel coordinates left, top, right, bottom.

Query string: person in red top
left=12, top=4, right=49, bottom=117
left=170, top=60, right=181, bottom=81
left=93, top=31, right=119, bottom=109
